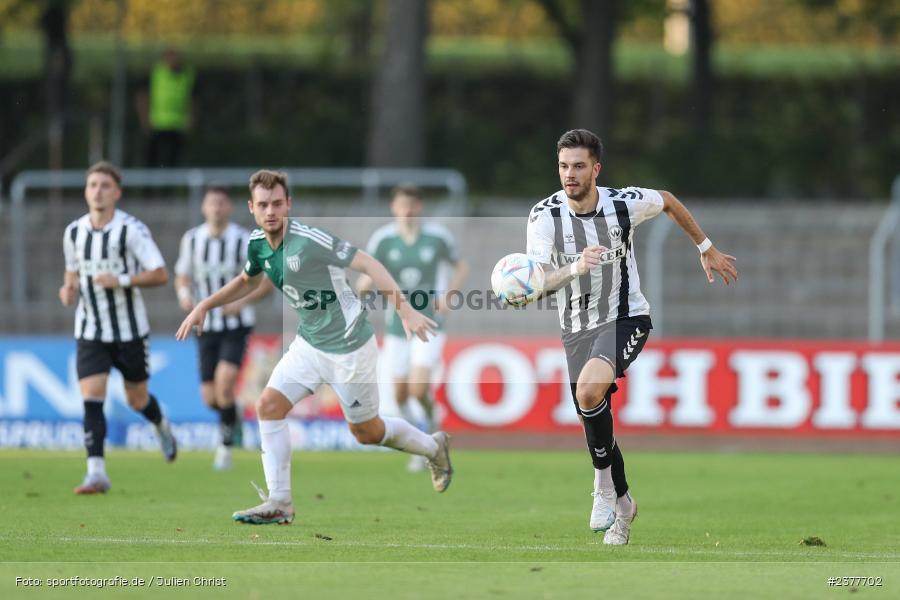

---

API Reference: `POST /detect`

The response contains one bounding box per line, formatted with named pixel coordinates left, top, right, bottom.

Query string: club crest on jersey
left=564, top=233, right=576, bottom=244
left=608, top=225, right=623, bottom=246
left=419, top=247, right=435, bottom=262
left=287, top=255, right=301, bottom=272
left=388, top=248, right=402, bottom=262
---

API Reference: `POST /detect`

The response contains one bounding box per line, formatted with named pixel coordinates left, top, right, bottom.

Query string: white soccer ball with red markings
left=491, top=253, right=545, bottom=307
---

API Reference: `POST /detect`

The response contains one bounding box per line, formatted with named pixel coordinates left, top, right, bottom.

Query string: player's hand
left=59, top=283, right=77, bottom=306
left=176, top=303, right=207, bottom=340
left=94, top=273, right=119, bottom=289
left=222, top=302, right=242, bottom=317
left=576, top=245, right=606, bottom=275
left=398, top=302, right=438, bottom=342
left=701, top=247, right=738, bottom=285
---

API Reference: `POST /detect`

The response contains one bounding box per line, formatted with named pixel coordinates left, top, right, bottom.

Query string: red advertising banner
left=433, top=337, right=900, bottom=437
left=238, top=335, right=900, bottom=437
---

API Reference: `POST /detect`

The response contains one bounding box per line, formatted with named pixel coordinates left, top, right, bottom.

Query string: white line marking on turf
left=49, top=537, right=900, bottom=561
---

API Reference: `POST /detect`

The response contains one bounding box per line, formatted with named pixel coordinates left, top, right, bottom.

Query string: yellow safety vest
left=149, top=63, right=194, bottom=131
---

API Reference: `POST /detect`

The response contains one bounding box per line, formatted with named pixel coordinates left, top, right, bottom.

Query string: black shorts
left=76, top=336, right=150, bottom=382
left=563, top=315, right=652, bottom=411
left=197, top=327, right=251, bottom=382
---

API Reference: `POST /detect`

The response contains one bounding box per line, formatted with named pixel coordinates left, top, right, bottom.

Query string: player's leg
left=574, top=358, right=618, bottom=532
left=212, top=360, right=241, bottom=470
left=232, top=337, right=318, bottom=524
left=601, top=317, right=651, bottom=545
left=408, top=332, right=446, bottom=434
left=117, top=337, right=177, bottom=462
left=331, top=338, right=452, bottom=492
left=209, top=329, right=248, bottom=469
left=74, top=340, right=112, bottom=494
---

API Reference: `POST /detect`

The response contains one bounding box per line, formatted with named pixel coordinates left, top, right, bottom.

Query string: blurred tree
left=689, top=0, right=713, bottom=135
left=537, top=0, right=616, bottom=136
left=367, top=0, right=429, bottom=167
left=40, top=0, right=72, bottom=172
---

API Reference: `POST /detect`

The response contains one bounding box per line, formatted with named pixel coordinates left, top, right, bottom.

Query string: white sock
left=616, top=491, right=635, bottom=517
left=594, top=466, right=615, bottom=497
left=87, top=456, right=105, bottom=477
left=258, top=419, right=292, bottom=504
left=380, top=416, right=438, bottom=458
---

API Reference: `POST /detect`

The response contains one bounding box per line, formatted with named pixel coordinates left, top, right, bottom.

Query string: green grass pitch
left=1, top=448, right=898, bottom=599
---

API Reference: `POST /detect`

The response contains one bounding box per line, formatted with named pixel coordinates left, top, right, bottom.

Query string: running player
left=175, top=186, right=271, bottom=470
left=359, top=185, right=468, bottom=472
left=176, top=170, right=453, bottom=525
left=60, top=161, right=178, bottom=495
left=525, top=130, right=737, bottom=544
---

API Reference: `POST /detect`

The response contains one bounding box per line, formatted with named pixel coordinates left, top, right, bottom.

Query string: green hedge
left=2, top=65, right=897, bottom=199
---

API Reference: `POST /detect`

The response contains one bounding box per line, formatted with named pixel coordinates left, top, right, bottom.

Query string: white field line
left=26, top=536, right=900, bottom=561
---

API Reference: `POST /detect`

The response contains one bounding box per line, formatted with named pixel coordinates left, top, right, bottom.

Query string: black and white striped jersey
left=526, top=186, right=664, bottom=334
left=63, top=210, right=166, bottom=342
left=174, top=222, right=254, bottom=332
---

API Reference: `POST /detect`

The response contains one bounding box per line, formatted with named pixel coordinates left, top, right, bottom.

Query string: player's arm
left=96, top=223, right=169, bottom=289
left=349, top=250, right=437, bottom=342
left=439, top=258, right=469, bottom=311
left=60, top=226, right=79, bottom=306
left=525, top=207, right=602, bottom=298
left=223, top=276, right=273, bottom=316
left=176, top=271, right=263, bottom=339
left=59, top=271, right=79, bottom=306
left=539, top=248, right=604, bottom=294
left=175, top=274, right=194, bottom=312
left=660, top=190, right=738, bottom=285
left=174, top=231, right=195, bottom=311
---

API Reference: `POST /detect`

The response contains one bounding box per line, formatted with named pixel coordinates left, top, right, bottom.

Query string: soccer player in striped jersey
left=359, top=185, right=468, bottom=472
left=59, top=161, right=178, bottom=495
left=176, top=170, right=453, bottom=525
left=525, top=130, right=738, bottom=544
left=175, top=186, right=272, bottom=470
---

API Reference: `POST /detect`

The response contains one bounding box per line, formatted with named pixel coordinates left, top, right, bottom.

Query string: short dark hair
left=556, top=129, right=603, bottom=162
left=204, top=185, right=231, bottom=199
left=391, top=184, right=423, bottom=202
left=86, top=161, right=122, bottom=186
left=249, top=169, right=289, bottom=198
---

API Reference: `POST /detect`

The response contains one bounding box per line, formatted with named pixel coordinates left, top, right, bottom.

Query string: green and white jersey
left=366, top=221, right=459, bottom=338
left=244, top=219, right=373, bottom=354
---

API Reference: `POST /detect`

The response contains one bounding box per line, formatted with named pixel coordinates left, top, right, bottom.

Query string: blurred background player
left=59, top=161, right=177, bottom=494
left=136, top=47, right=195, bottom=168
left=176, top=170, right=453, bottom=525
left=359, top=185, right=468, bottom=472
left=525, top=129, right=737, bottom=544
left=174, top=186, right=272, bottom=470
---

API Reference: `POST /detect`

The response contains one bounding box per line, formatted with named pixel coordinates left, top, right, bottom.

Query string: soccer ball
left=491, top=253, right=545, bottom=307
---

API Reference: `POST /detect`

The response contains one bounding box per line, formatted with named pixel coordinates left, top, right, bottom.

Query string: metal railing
left=8, top=167, right=467, bottom=308
left=867, top=174, right=900, bottom=341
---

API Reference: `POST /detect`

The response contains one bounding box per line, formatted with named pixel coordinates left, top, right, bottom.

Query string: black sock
left=83, top=400, right=106, bottom=457
left=580, top=393, right=614, bottom=470
left=220, top=404, right=237, bottom=447
left=610, top=438, right=629, bottom=497
left=140, top=394, right=163, bottom=425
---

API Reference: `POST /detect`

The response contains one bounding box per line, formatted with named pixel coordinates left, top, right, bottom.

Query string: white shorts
left=266, top=335, right=380, bottom=424
left=382, top=333, right=446, bottom=379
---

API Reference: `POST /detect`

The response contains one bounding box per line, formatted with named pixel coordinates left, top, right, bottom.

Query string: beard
left=563, top=182, right=591, bottom=201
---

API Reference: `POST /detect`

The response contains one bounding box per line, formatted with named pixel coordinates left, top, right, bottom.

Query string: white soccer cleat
left=156, top=419, right=178, bottom=463
left=213, top=445, right=233, bottom=471
left=590, top=490, right=617, bottom=532
left=232, top=482, right=294, bottom=525
left=603, top=500, right=637, bottom=545
left=428, top=431, right=453, bottom=493
left=407, top=454, right=428, bottom=473
left=73, top=473, right=111, bottom=495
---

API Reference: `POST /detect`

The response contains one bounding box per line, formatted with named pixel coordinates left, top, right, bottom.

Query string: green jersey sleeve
left=289, top=221, right=358, bottom=268
left=244, top=234, right=264, bottom=276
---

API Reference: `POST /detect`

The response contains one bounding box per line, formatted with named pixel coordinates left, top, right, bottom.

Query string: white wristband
left=569, top=262, right=579, bottom=278
left=697, top=238, right=713, bottom=254
left=177, top=286, right=192, bottom=302
left=118, top=274, right=132, bottom=288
